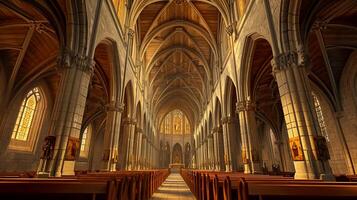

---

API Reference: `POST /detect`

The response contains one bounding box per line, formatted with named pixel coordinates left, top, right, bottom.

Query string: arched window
left=80, top=125, right=92, bottom=158
left=160, top=109, right=191, bottom=135
left=9, top=87, right=44, bottom=151
left=312, top=93, right=329, bottom=141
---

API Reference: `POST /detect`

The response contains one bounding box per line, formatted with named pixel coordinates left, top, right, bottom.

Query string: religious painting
left=172, top=143, right=183, bottom=164
left=289, top=137, right=304, bottom=161
left=315, top=136, right=330, bottom=161
left=65, top=137, right=80, bottom=161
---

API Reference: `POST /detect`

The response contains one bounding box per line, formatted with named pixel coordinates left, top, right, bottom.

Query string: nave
left=150, top=172, right=195, bottom=200
left=0, top=0, right=357, bottom=199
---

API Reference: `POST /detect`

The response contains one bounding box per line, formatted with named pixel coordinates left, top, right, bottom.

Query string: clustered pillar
left=47, top=51, right=94, bottom=177
left=271, top=49, right=333, bottom=179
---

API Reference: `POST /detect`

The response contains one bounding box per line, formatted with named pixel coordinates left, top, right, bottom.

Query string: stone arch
left=338, top=51, right=357, bottom=173
left=0, top=83, right=51, bottom=171
left=310, top=82, right=353, bottom=174
left=123, top=81, right=135, bottom=118
left=172, top=143, right=183, bottom=164
left=223, top=76, right=242, bottom=171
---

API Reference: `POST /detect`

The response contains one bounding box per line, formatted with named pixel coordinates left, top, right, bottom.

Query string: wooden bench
left=0, top=169, right=170, bottom=200
left=181, top=169, right=357, bottom=200
left=239, top=178, right=357, bottom=200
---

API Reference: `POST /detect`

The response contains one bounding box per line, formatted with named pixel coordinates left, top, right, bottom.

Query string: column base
left=244, top=164, right=251, bottom=174
left=225, top=164, right=232, bottom=172
left=293, top=161, right=318, bottom=179
left=251, top=162, right=262, bottom=174
left=61, top=160, right=75, bottom=176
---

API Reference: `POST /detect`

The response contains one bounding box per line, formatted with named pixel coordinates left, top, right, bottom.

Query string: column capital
left=271, top=47, right=308, bottom=72
left=105, top=101, right=125, bottom=112
left=127, top=28, right=135, bottom=39
left=236, top=100, right=256, bottom=112
left=57, top=48, right=95, bottom=74
left=225, top=21, right=237, bottom=36
left=311, top=19, right=328, bottom=31
left=212, top=126, right=223, bottom=133
left=122, top=117, right=137, bottom=125
left=136, top=127, right=143, bottom=133
left=221, top=116, right=237, bottom=124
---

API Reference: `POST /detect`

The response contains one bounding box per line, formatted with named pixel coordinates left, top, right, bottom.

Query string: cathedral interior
left=0, top=0, right=357, bottom=199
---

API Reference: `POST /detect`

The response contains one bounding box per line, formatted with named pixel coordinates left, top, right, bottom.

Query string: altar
left=169, top=163, right=184, bottom=173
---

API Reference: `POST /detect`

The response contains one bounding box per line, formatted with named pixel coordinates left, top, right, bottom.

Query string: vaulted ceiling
left=135, top=0, right=225, bottom=127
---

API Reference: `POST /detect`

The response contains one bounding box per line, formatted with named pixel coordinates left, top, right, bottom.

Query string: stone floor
left=150, top=172, right=195, bottom=200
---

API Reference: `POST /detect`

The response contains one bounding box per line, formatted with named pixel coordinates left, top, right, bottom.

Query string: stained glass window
left=160, top=109, right=190, bottom=135
left=80, top=125, right=91, bottom=157
left=312, top=93, right=329, bottom=141
left=11, top=87, right=40, bottom=141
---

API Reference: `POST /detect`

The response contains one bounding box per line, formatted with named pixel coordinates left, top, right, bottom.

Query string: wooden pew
left=239, top=177, right=357, bottom=200
left=181, top=169, right=357, bottom=200
left=0, top=169, right=170, bottom=200
left=0, top=178, right=111, bottom=200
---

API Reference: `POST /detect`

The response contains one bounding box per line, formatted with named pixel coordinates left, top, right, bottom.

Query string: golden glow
left=112, top=0, right=126, bottom=27
left=11, top=87, right=40, bottom=141
left=80, top=125, right=91, bottom=158
left=312, top=93, right=329, bottom=141
left=160, top=109, right=191, bottom=135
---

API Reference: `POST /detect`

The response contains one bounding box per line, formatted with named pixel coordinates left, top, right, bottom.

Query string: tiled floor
left=150, top=172, right=195, bottom=200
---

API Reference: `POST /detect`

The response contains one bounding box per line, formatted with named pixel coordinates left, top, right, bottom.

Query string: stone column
left=236, top=100, right=262, bottom=174
left=207, top=134, right=214, bottom=170
left=48, top=51, right=94, bottom=177
left=135, top=128, right=143, bottom=169
left=127, top=118, right=136, bottom=170
left=119, top=117, right=135, bottom=170
left=141, top=135, right=147, bottom=169
left=101, top=101, right=124, bottom=171
left=197, top=144, right=201, bottom=169
left=217, top=126, right=226, bottom=171
left=200, top=141, right=205, bottom=169
left=222, top=117, right=233, bottom=171
left=271, top=49, right=333, bottom=179
left=204, top=139, right=209, bottom=169
left=227, top=117, right=241, bottom=171
left=212, top=128, right=220, bottom=171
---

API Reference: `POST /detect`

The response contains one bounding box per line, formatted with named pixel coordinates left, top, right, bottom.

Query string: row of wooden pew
left=0, top=169, right=169, bottom=200
left=181, top=169, right=357, bottom=200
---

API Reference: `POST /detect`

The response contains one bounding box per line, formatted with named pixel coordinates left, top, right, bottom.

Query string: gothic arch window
left=80, top=124, right=92, bottom=158
left=9, top=87, right=45, bottom=152
left=160, top=109, right=191, bottom=135
left=312, top=93, right=329, bottom=141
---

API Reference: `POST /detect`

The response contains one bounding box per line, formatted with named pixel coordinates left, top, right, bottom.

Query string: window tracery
left=11, top=87, right=40, bottom=141
left=80, top=125, right=92, bottom=158
left=160, top=109, right=191, bottom=135
left=312, top=93, right=329, bottom=141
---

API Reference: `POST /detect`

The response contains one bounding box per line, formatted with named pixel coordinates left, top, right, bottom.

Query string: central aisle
left=150, top=172, right=195, bottom=200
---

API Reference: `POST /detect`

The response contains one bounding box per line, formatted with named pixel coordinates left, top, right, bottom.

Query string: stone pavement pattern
left=150, top=172, right=195, bottom=200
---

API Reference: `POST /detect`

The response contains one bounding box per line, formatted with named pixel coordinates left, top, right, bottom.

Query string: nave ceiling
left=134, top=0, right=227, bottom=129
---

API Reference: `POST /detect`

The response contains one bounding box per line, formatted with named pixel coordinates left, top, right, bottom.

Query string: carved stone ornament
left=105, top=101, right=125, bottom=113
left=57, top=48, right=95, bottom=74
left=271, top=48, right=308, bottom=72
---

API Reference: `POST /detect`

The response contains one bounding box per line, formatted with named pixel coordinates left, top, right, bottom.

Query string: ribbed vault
left=135, top=0, right=225, bottom=129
